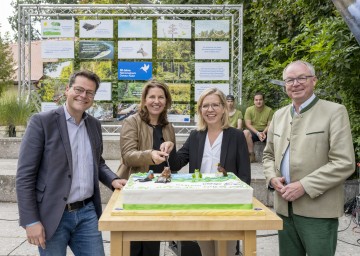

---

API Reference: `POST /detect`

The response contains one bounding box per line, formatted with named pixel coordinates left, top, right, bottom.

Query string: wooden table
left=99, top=190, right=282, bottom=256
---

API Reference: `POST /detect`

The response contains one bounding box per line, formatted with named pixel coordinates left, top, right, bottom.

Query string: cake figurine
left=192, top=169, right=202, bottom=179
left=138, top=170, right=154, bottom=182
left=155, top=167, right=171, bottom=183
left=216, top=163, right=228, bottom=177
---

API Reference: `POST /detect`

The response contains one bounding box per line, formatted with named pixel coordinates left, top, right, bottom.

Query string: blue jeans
left=39, top=201, right=105, bottom=256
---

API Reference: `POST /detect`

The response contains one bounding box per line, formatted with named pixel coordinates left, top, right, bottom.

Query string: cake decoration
left=192, top=169, right=202, bottom=179
left=216, top=163, right=228, bottom=177
left=155, top=167, right=171, bottom=183
left=138, top=170, right=154, bottom=182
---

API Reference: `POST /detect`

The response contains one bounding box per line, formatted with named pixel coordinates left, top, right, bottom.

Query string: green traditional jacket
left=263, top=97, right=355, bottom=218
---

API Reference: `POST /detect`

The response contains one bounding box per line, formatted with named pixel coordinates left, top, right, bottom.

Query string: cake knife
left=166, top=156, right=170, bottom=169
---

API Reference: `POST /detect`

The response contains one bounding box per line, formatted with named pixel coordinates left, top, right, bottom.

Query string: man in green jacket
left=263, top=60, right=355, bottom=256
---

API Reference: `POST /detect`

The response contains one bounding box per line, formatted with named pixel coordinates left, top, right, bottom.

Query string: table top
left=99, top=189, right=282, bottom=232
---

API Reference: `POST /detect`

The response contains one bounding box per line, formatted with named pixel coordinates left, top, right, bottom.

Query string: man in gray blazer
left=263, top=61, right=355, bottom=255
left=16, top=70, right=126, bottom=255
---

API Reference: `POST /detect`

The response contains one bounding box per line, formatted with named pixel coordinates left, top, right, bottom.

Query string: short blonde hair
left=196, top=88, right=230, bottom=131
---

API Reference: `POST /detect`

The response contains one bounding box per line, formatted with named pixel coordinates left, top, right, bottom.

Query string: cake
left=122, top=172, right=253, bottom=211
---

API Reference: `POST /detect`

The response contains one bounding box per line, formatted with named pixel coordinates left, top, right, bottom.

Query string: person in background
left=263, top=60, right=355, bottom=256
left=226, top=94, right=243, bottom=130
left=243, top=92, right=274, bottom=162
left=117, top=79, right=176, bottom=256
left=16, top=70, right=127, bottom=255
left=168, top=88, right=251, bottom=256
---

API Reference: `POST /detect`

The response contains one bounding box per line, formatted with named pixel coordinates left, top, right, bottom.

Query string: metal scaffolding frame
left=18, top=4, right=243, bottom=110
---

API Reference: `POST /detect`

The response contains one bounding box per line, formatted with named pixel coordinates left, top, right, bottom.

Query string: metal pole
left=18, top=4, right=243, bottom=116
left=238, top=5, right=243, bottom=105
left=17, top=5, right=21, bottom=98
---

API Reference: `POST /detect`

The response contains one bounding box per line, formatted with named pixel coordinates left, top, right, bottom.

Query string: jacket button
left=68, top=174, right=71, bottom=178
left=287, top=138, right=290, bottom=141
left=290, top=122, right=292, bottom=125
left=63, top=197, right=67, bottom=201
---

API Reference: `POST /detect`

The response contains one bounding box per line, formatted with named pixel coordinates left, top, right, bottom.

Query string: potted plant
left=0, top=92, right=33, bottom=137
left=0, top=99, right=9, bottom=137
left=11, top=97, right=32, bottom=137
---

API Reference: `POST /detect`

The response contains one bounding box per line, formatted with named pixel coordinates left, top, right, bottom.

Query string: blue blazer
left=16, top=106, right=118, bottom=240
left=170, top=127, right=251, bottom=185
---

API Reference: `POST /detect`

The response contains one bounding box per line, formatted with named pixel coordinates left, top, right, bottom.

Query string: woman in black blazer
left=168, top=88, right=251, bottom=256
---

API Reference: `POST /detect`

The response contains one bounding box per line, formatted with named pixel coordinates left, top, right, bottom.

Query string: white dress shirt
left=281, top=94, right=316, bottom=184
left=201, top=131, right=223, bottom=173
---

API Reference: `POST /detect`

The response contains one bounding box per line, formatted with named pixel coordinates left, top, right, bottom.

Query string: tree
left=0, top=33, right=15, bottom=97
left=217, top=0, right=360, bottom=161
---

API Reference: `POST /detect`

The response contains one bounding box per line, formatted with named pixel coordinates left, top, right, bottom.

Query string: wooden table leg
left=110, top=231, right=123, bottom=256
left=123, top=240, right=131, bottom=256
left=243, top=230, right=256, bottom=256
left=217, top=240, right=227, bottom=256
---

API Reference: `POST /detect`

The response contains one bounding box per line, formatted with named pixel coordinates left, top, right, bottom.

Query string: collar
left=255, top=105, right=265, bottom=112
left=63, top=104, right=88, bottom=122
left=290, top=94, right=318, bottom=117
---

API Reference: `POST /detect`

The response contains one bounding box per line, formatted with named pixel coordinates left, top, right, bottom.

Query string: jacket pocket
left=306, top=131, right=325, bottom=135
left=36, top=182, right=46, bottom=203
left=305, top=131, right=327, bottom=154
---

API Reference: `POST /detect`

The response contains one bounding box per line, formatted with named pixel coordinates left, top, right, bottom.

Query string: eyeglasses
left=72, top=86, right=96, bottom=98
left=284, top=76, right=314, bottom=86
left=201, top=103, right=223, bottom=110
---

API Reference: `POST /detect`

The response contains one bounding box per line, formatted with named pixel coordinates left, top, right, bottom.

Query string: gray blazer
left=16, top=106, right=117, bottom=240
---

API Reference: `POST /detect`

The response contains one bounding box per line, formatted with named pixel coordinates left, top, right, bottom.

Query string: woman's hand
left=151, top=150, right=169, bottom=165
left=160, top=141, right=174, bottom=154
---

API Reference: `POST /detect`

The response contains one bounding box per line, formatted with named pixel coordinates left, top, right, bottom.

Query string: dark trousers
left=278, top=203, right=338, bottom=256
left=130, top=241, right=160, bottom=256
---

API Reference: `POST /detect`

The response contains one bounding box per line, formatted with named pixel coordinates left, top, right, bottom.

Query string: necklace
left=148, top=123, right=159, bottom=128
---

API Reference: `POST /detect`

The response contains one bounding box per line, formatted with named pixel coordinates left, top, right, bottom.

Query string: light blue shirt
left=281, top=94, right=316, bottom=184
left=64, top=105, right=94, bottom=203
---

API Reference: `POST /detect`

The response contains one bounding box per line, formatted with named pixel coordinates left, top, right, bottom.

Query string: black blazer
left=170, top=127, right=251, bottom=185
left=16, top=106, right=118, bottom=240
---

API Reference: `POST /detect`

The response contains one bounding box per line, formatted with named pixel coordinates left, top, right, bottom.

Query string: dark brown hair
left=68, top=70, right=101, bottom=91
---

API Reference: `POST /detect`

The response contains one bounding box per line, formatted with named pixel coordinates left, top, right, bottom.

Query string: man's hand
left=160, top=141, right=174, bottom=154
left=26, top=222, right=46, bottom=249
left=280, top=181, right=305, bottom=201
left=270, top=177, right=285, bottom=193
left=258, top=131, right=267, bottom=142
left=112, top=179, right=127, bottom=189
left=151, top=150, right=169, bottom=165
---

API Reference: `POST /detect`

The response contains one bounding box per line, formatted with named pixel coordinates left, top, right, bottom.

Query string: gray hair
left=283, top=60, right=316, bottom=79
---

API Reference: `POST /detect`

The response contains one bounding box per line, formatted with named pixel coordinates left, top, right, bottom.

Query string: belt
left=65, top=197, right=93, bottom=212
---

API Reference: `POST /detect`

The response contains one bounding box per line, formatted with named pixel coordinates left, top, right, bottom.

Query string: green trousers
left=278, top=203, right=339, bottom=256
